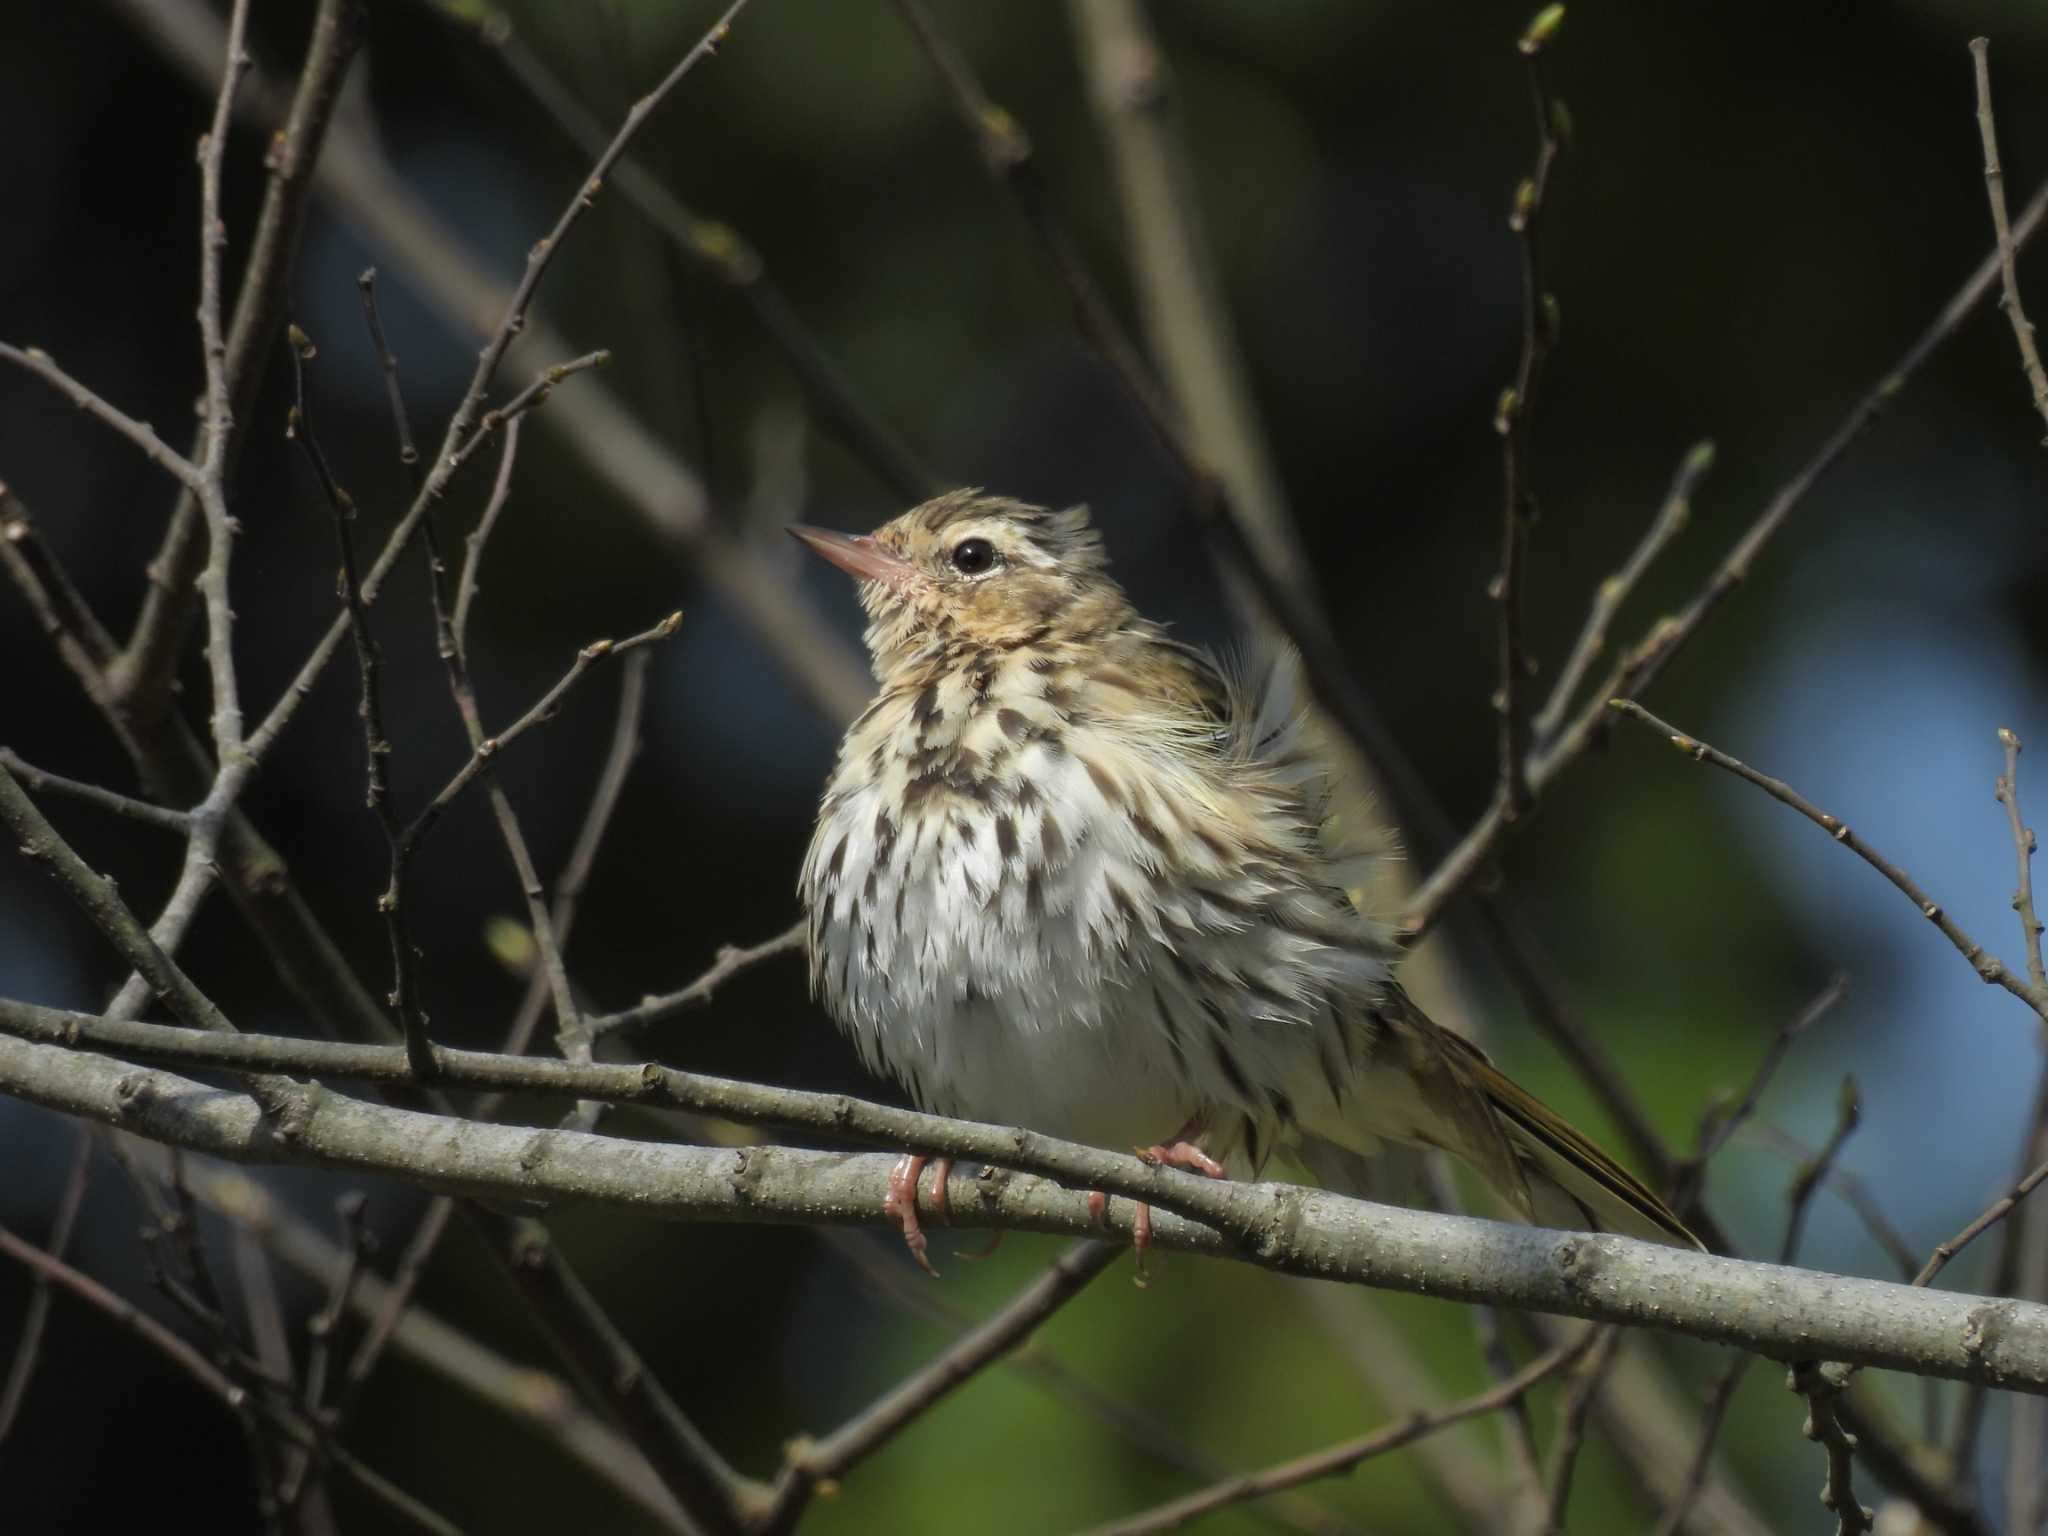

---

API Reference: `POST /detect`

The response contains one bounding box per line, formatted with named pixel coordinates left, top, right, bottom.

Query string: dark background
left=3, top=0, right=2048, bottom=1530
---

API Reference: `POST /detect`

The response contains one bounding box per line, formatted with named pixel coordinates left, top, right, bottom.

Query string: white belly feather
left=801, top=664, right=1395, bottom=1164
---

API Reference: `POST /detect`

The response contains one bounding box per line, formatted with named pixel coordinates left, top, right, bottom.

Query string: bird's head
left=791, top=491, right=1127, bottom=675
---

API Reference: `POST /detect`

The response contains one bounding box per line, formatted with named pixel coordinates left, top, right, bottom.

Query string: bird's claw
left=885, top=1153, right=953, bottom=1277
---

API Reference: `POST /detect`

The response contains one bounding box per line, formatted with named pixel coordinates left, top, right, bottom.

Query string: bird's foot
left=1088, top=1133, right=1226, bottom=1287
left=884, top=1154, right=953, bottom=1277
left=1135, top=1139, right=1227, bottom=1179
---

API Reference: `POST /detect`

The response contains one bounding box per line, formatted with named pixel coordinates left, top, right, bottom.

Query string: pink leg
left=884, top=1154, right=939, bottom=1277
left=1115, top=1120, right=1231, bottom=1285
left=1135, top=1140, right=1227, bottom=1179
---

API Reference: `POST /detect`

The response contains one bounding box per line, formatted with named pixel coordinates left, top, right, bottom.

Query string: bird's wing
left=1412, top=992, right=1704, bottom=1250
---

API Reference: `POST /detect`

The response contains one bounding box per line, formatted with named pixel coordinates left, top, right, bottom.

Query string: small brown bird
left=795, top=491, right=1697, bottom=1273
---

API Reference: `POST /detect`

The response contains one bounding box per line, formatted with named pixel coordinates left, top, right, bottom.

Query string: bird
left=792, top=490, right=1699, bottom=1275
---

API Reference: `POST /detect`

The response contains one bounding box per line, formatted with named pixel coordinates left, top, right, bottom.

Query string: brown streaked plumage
left=795, top=491, right=1699, bottom=1272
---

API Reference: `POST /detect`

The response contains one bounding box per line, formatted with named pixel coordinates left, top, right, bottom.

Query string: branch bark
left=3, top=1022, right=2048, bottom=1392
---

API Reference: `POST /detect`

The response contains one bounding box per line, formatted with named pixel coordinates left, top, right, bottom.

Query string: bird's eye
left=950, top=537, right=998, bottom=575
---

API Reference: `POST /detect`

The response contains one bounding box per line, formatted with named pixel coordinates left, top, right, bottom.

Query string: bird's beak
left=787, top=525, right=917, bottom=591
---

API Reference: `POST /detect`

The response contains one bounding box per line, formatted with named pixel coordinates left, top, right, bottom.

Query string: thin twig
left=0, top=344, right=204, bottom=491
left=1741, top=1124, right=1922, bottom=1283
left=394, top=614, right=681, bottom=893
left=0, top=1124, right=92, bottom=1440
left=590, top=920, right=807, bottom=1037
left=421, top=0, right=938, bottom=504
left=287, top=325, right=435, bottom=1078
left=1918, top=1154, right=2048, bottom=1291
left=113, top=0, right=367, bottom=725
left=357, top=269, right=423, bottom=488
left=890, top=0, right=1432, bottom=842
left=1671, top=975, right=1849, bottom=1214
left=1539, top=1324, right=1621, bottom=1535
left=0, top=761, right=296, bottom=1117
left=1063, top=0, right=1314, bottom=605
left=822, top=1231, right=1350, bottom=1536
left=757, top=1240, right=1122, bottom=1532
left=189, top=0, right=255, bottom=763
left=0, top=1218, right=460, bottom=1536
left=1969, top=38, right=2048, bottom=439
left=300, top=1192, right=372, bottom=1426
left=0, top=750, right=194, bottom=834
left=113, top=0, right=873, bottom=730
left=0, top=1220, right=242, bottom=1405
left=1662, top=1083, right=1866, bottom=1536
left=1996, top=729, right=2047, bottom=995
left=452, top=416, right=523, bottom=660
left=445, top=349, right=611, bottom=472
left=482, top=1215, right=757, bottom=1534
left=1531, top=440, right=1716, bottom=748
left=185, top=1164, right=692, bottom=1533
left=1492, top=3, right=1568, bottom=821
left=1080, top=1334, right=1594, bottom=1536
left=1609, top=699, right=2048, bottom=1021
left=1790, top=1359, right=1875, bottom=1536
left=1405, top=178, right=2048, bottom=938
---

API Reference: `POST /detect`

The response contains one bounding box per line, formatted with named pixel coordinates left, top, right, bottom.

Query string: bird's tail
left=1303, top=985, right=1703, bottom=1251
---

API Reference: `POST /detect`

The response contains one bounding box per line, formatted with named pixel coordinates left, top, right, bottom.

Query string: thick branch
left=4, top=1021, right=2048, bottom=1390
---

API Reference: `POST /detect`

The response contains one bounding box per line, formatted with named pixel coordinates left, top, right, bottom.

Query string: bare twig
left=590, top=920, right=807, bottom=1037
left=1538, top=1324, right=1621, bottom=1536
left=758, top=1240, right=1122, bottom=1532
left=1919, top=1154, right=2048, bottom=1291
left=1790, top=1360, right=1875, bottom=1536
left=0, top=750, right=193, bottom=834
left=1660, top=1082, right=1865, bottom=1536
left=1996, top=729, right=2047, bottom=995
left=300, top=1193, right=372, bottom=1426
left=0, top=1124, right=92, bottom=1440
left=357, top=269, right=424, bottom=488
left=1081, top=1334, right=1593, bottom=1536
left=445, top=349, right=611, bottom=472
left=186, top=1165, right=693, bottom=1533
left=396, top=614, right=681, bottom=884
left=0, top=761, right=295, bottom=1117
left=113, top=0, right=367, bottom=724
left=0, top=343, right=204, bottom=489
left=287, top=326, right=435, bottom=1078
left=188, top=0, right=256, bottom=763
left=1742, top=1123, right=1922, bottom=1283
left=451, top=417, right=523, bottom=661
left=482, top=1215, right=758, bottom=1534
left=827, top=1231, right=1353, bottom=1536
left=1063, top=0, right=1312, bottom=602
left=0, top=1219, right=241, bottom=1405
left=1608, top=699, right=2048, bottom=1021
left=115, top=0, right=873, bottom=728
left=0, top=1218, right=459, bottom=1536
left=890, top=0, right=1437, bottom=841
left=1405, top=178, right=2048, bottom=937
left=1531, top=441, right=1716, bottom=748
left=1491, top=3, right=1569, bottom=821
left=1969, top=38, right=2048, bottom=439
left=1673, top=976, right=1850, bottom=1215
left=420, top=0, right=938, bottom=504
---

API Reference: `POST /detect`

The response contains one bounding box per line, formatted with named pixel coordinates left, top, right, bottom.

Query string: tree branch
left=5, top=1016, right=2048, bottom=1390
left=1405, top=174, right=2048, bottom=937
left=1608, top=700, right=2048, bottom=1022
left=1968, top=38, right=2048, bottom=440
left=112, top=0, right=367, bottom=728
